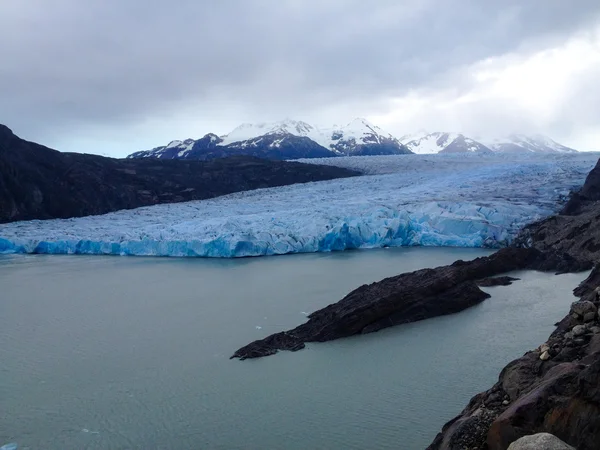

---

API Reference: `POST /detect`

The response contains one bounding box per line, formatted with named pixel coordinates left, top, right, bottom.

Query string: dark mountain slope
left=0, top=125, right=358, bottom=223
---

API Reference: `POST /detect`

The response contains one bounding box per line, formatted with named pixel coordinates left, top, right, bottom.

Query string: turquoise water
left=0, top=248, right=585, bottom=449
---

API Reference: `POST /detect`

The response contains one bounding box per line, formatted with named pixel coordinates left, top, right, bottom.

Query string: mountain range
left=400, top=131, right=578, bottom=155
left=128, top=119, right=578, bottom=160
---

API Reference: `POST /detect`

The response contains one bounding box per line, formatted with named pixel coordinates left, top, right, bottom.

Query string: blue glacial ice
left=0, top=153, right=598, bottom=258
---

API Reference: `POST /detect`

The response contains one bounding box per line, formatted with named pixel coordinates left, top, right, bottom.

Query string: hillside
left=0, top=125, right=358, bottom=223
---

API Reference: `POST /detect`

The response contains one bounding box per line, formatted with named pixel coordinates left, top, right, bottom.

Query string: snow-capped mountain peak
left=331, top=118, right=386, bottom=145
left=400, top=132, right=492, bottom=155
left=219, top=119, right=316, bottom=146
left=217, top=118, right=410, bottom=156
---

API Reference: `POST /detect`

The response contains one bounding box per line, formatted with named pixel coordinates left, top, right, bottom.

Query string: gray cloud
left=1, top=0, right=600, bottom=154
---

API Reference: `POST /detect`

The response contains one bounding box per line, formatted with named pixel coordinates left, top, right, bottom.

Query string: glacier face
left=0, top=153, right=597, bottom=258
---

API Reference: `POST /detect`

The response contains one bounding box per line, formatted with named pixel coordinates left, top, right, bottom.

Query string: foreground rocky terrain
left=427, top=288, right=600, bottom=449
left=233, top=157, right=600, bottom=448
left=0, top=125, right=357, bottom=223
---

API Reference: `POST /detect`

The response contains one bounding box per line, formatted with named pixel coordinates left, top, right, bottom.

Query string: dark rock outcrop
left=562, top=157, right=600, bottom=215
left=0, top=124, right=358, bottom=223
left=231, top=248, right=588, bottom=360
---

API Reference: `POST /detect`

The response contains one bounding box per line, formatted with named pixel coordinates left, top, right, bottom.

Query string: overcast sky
left=1, top=0, right=600, bottom=157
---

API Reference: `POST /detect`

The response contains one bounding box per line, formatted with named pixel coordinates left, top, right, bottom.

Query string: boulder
left=572, top=325, right=587, bottom=336
left=540, top=351, right=550, bottom=361
left=507, top=433, right=574, bottom=450
left=570, top=300, right=597, bottom=319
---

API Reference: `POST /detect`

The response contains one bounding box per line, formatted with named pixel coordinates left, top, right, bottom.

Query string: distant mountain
left=312, top=118, right=411, bottom=156
left=0, top=124, right=357, bottom=223
left=128, top=131, right=334, bottom=161
left=477, top=134, right=578, bottom=154
left=128, top=118, right=412, bottom=160
left=400, top=132, right=492, bottom=155
left=401, top=131, right=578, bottom=155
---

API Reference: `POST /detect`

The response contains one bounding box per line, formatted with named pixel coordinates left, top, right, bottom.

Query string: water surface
left=0, top=248, right=586, bottom=449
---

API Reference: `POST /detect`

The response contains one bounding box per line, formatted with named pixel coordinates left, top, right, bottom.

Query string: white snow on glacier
left=0, top=153, right=598, bottom=258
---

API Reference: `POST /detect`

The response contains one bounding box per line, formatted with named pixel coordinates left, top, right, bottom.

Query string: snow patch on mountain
left=219, top=120, right=317, bottom=146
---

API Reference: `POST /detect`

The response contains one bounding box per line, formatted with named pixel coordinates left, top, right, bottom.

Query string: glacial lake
left=0, top=248, right=587, bottom=449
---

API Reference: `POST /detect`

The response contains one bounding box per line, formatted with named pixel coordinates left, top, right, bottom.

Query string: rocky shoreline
left=232, top=157, right=600, bottom=448
left=230, top=248, right=590, bottom=360
left=427, top=285, right=600, bottom=449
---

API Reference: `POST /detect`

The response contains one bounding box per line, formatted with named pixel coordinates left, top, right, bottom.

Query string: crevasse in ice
left=0, top=153, right=597, bottom=258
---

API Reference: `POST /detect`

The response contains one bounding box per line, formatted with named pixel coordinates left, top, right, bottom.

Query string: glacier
left=0, top=153, right=598, bottom=258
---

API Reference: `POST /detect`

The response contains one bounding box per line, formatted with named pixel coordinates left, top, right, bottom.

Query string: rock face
left=0, top=124, right=358, bottom=223
left=231, top=248, right=589, bottom=360
left=507, top=433, right=575, bottom=450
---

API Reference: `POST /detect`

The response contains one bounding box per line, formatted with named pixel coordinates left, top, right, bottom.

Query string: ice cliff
left=0, top=153, right=597, bottom=258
